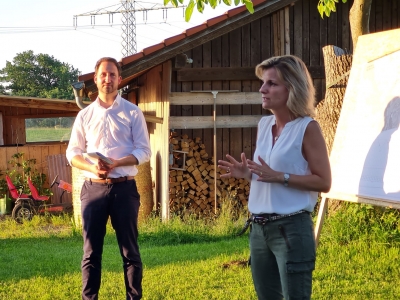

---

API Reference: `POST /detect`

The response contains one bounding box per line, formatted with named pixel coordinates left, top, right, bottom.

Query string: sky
left=0, top=0, right=232, bottom=75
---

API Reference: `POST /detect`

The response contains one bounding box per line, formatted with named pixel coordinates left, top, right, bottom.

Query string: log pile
left=169, top=133, right=250, bottom=217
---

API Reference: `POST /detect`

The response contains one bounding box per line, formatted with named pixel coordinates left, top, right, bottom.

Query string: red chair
left=5, top=175, right=30, bottom=199
left=58, top=180, right=72, bottom=193
left=27, top=177, right=49, bottom=201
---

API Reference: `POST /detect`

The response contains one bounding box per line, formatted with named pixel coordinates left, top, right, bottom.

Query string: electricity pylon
left=73, top=1, right=185, bottom=57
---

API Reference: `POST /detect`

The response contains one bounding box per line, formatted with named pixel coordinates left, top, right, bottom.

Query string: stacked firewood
left=169, top=133, right=250, bottom=217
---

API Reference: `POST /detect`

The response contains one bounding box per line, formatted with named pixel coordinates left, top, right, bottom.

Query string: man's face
left=94, top=61, right=121, bottom=96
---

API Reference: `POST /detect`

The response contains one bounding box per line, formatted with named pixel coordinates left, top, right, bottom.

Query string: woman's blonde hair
left=255, top=55, right=316, bottom=118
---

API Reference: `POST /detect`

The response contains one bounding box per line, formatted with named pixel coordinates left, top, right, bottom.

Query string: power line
left=0, top=21, right=191, bottom=34
left=73, top=1, right=185, bottom=56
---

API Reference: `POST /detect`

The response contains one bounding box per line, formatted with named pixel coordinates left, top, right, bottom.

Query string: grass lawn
left=0, top=203, right=399, bottom=299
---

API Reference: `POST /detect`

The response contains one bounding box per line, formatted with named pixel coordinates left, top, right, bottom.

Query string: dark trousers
left=80, top=179, right=142, bottom=300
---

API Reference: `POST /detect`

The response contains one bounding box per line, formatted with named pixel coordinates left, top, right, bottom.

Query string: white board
left=322, top=28, right=400, bottom=208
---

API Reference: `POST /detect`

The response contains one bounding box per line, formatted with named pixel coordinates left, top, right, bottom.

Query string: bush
left=322, top=202, right=400, bottom=245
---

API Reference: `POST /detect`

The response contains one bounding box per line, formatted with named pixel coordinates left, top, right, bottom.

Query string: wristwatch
left=283, top=173, right=290, bottom=187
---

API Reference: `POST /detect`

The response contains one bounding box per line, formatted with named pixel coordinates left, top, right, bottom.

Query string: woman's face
left=259, top=68, right=289, bottom=111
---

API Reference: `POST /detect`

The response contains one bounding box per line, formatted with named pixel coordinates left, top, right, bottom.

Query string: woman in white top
left=218, top=55, right=331, bottom=300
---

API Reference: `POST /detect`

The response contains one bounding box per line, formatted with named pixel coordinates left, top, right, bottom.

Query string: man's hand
left=71, top=155, right=113, bottom=178
left=96, top=158, right=118, bottom=178
left=90, top=162, right=109, bottom=178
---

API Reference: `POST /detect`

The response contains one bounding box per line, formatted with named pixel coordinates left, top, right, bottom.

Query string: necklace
left=274, top=135, right=280, bottom=142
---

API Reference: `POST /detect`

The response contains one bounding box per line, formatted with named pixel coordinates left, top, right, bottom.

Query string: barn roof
left=0, top=94, right=162, bottom=124
left=79, top=0, right=296, bottom=98
left=0, top=94, right=89, bottom=112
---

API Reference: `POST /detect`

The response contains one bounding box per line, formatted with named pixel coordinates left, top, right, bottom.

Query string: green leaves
left=243, top=0, right=254, bottom=14
left=185, top=0, right=196, bottom=22
left=317, top=0, right=347, bottom=18
left=196, top=0, right=205, bottom=12
left=0, top=85, right=6, bottom=95
left=177, top=0, right=255, bottom=22
left=0, top=50, right=80, bottom=99
left=209, top=0, right=218, bottom=9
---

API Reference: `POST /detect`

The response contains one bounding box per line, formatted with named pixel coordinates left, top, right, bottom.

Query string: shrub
left=322, top=202, right=400, bottom=245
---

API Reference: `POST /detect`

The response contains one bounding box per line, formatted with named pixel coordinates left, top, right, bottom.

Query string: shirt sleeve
left=130, top=107, right=152, bottom=165
left=66, top=112, right=86, bottom=165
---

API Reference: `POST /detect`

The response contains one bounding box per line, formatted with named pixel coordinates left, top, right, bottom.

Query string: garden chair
left=27, top=177, right=49, bottom=201
left=11, top=176, right=62, bottom=223
left=49, top=175, right=72, bottom=203
left=5, top=175, right=30, bottom=200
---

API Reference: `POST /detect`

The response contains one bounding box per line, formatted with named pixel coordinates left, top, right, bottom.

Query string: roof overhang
left=82, top=0, right=297, bottom=96
left=0, top=95, right=90, bottom=112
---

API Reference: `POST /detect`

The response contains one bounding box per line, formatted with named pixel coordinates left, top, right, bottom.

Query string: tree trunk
left=349, top=0, right=372, bottom=50
left=315, top=45, right=353, bottom=212
left=315, top=1, right=371, bottom=213
left=315, top=45, right=353, bottom=155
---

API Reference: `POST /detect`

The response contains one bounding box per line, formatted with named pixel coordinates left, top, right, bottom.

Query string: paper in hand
left=84, top=152, right=113, bottom=164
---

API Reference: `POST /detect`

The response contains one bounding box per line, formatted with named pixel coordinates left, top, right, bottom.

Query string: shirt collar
left=95, top=93, right=121, bottom=109
left=272, top=115, right=302, bottom=128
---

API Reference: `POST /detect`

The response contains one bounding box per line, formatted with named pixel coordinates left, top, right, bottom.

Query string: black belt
left=85, top=176, right=135, bottom=184
left=236, top=210, right=308, bottom=236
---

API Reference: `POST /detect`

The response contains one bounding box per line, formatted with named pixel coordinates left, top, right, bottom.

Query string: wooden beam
left=169, top=92, right=261, bottom=105
left=273, top=11, right=280, bottom=56
left=84, top=0, right=299, bottom=94
left=176, top=66, right=325, bottom=82
left=177, top=67, right=258, bottom=81
left=169, top=115, right=262, bottom=129
left=7, top=111, right=162, bottom=124
left=0, top=96, right=163, bottom=124
left=7, top=112, right=78, bottom=119
left=0, top=96, right=86, bottom=112
left=284, top=6, right=290, bottom=54
left=144, top=115, right=163, bottom=124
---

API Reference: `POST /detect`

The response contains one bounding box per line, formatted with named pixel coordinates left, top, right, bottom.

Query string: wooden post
left=314, top=197, right=328, bottom=247
left=211, top=91, right=218, bottom=214
left=189, top=90, right=240, bottom=215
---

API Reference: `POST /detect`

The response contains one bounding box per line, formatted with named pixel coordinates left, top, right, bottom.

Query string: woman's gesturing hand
left=218, top=153, right=252, bottom=180
left=247, top=156, right=280, bottom=183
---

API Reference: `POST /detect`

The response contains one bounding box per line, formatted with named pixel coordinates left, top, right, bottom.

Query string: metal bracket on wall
left=169, top=150, right=188, bottom=171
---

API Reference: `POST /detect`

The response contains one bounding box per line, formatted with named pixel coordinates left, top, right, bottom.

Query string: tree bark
left=349, top=0, right=373, bottom=50
left=316, top=1, right=371, bottom=213
left=315, top=45, right=353, bottom=155
left=315, top=45, right=353, bottom=212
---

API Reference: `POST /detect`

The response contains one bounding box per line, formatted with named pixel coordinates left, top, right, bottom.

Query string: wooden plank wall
left=170, top=0, right=400, bottom=165
left=136, top=62, right=172, bottom=214
left=47, top=154, right=72, bottom=204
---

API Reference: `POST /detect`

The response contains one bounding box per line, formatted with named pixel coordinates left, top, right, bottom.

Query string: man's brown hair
left=94, top=57, right=122, bottom=77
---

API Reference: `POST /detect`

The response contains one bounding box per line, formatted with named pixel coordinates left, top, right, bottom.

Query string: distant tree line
left=0, top=50, right=80, bottom=100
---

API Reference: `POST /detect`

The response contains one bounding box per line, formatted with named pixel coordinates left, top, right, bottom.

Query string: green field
left=26, top=128, right=72, bottom=143
left=0, top=203, right=399, bottom=299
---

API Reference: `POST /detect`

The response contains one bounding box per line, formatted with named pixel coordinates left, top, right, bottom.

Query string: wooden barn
left=1, top=0, right=399, bottom=218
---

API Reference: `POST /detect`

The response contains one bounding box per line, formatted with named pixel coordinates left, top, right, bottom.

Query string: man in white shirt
left=66, top=57, right=151, bottom=300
